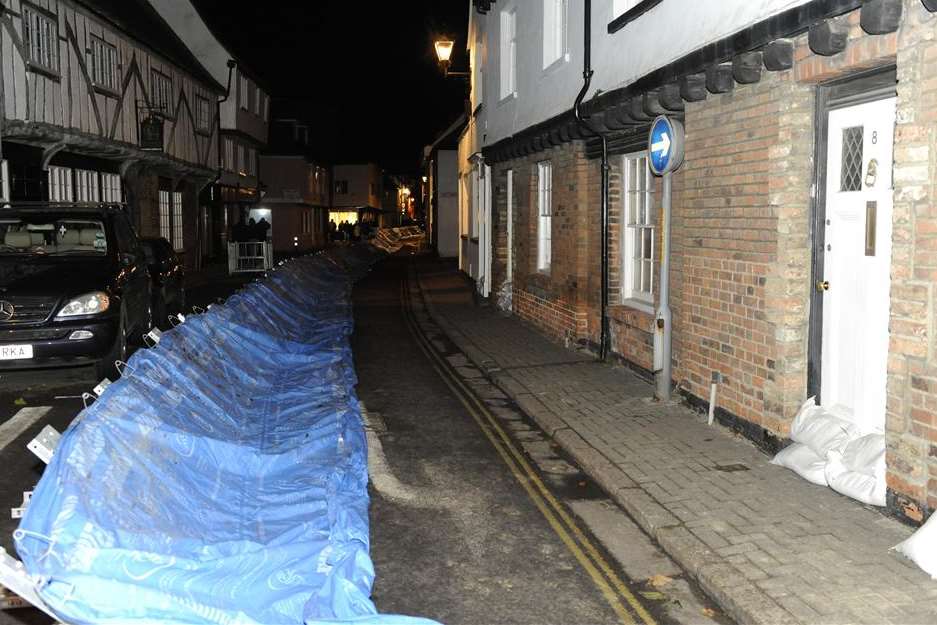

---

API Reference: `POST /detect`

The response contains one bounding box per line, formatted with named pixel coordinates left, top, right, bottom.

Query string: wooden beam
left=705, top=63, right=735, bottom=94
left=679, top=73, right=708, bottom=102
left=608, top=100, right=643, bottom=126
left=763, top=39, right=795, bottom=71
left=808, top=18, right=848, bottom=56
left=860, top=0, right=902, bottom=35
left=733, top=52, right=763, bottom=84
left=41, top=142, right=68, bottom=170
left=658, top=84, right=685, bottom=111
left=629, top=96, right=654, bottom=121
left=642, top=90, right=667, bottom=117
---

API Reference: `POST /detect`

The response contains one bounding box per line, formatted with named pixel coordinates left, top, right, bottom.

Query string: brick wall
left=491, top=142, right=593, bottom=343
left=886, top=0, right=937, bottom=522
left=485, top=0, right=937, bottom=520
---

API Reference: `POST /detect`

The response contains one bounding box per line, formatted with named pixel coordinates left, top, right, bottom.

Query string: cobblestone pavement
left=413, top=258, right=937, bottom=625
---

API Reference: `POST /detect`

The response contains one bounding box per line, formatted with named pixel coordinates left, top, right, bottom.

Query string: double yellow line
left=399, top=275, right=657, bottom=625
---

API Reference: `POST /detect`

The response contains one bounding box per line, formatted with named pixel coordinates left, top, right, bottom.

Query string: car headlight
left=56, top=292, right=110, bottom=318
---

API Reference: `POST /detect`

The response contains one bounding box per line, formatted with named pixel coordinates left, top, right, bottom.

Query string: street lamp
left=434, top=39, right=468, bottom=78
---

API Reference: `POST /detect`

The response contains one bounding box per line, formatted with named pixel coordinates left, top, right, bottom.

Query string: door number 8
left=871, top=130, right=878, bottom=145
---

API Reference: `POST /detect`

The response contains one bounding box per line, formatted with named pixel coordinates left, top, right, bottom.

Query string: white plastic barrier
left=227, top=241, right=273, bottom=273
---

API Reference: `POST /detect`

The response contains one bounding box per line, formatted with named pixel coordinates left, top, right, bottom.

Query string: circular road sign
left=647, top=116, right=685, bottom=176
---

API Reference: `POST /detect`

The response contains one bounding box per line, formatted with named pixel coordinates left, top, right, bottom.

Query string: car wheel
left=95, top=308, right=127, bottom=381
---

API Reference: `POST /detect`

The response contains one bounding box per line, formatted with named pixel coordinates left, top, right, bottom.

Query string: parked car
left=139, top=237, right=185, bottom=329
left=0, top=205, right=153, bottom=379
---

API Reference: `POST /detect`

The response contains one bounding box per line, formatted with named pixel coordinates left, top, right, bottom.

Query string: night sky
left=192, top=0, right=470, bottom=173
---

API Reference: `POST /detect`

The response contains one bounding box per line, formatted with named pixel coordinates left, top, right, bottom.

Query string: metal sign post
left=648, top=116, right=685, bottom=401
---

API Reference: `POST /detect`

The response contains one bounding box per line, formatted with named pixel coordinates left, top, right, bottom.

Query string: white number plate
left=0, top=344, right=33, bottom=360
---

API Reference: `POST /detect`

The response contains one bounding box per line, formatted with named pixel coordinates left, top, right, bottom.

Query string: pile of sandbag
left=771, top=398, right=886, bottom=506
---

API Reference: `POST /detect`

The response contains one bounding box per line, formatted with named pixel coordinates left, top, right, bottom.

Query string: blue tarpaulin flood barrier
left=15, top=247, right=438, bottom=625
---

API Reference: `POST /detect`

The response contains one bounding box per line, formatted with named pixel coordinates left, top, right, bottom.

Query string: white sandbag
left=771, top=443, right=829, bottom=486
left=827, top=469, right=886, bottom=506
left=894, top=512, right=937, bottom=579
left=842, top=433, right=886, bottom=477
left=824, top=434, right=886, bottom=506
left=790, top=396, right=859, bottom=457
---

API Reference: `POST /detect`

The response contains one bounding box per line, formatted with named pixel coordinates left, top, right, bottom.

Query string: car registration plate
left=0, top=344, right=33, bottom=360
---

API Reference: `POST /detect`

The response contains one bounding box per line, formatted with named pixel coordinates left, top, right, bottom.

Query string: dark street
left=353, top=257, right=725, bottom=625
left=4, top=0, right=937, bottom=623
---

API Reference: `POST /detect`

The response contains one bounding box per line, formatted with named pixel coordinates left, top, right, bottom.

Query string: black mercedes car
left=0, top=205, right=153, bottom=379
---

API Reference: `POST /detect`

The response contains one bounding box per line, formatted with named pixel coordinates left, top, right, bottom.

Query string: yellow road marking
left=399, top=277, right=658, bottom=625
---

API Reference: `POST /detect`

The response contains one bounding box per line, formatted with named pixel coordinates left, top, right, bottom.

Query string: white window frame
left=159, top=189, right=171, bottom=241
left=237, top=144, right=246, bottom=175
left=543, top=0, right=568, bottom=69
left=621, top=152, right=656, bottom=307
left=101, top=173, right=122, bottom=203
left=239, top=75, right=249, bottom=110
left=89, top=35, right=119, bottom=91
left=150, top=69, right=173, bottom=117
left=500, top=8, right=517, bottom=100
left=612, top=0, right=641, bottom=20
left=0, top=160, right=9, bottom=203
left=223, top=137, right=235, bottom=172
left=536, top=161, right=552, bottom=273
left=75, top=169, right=99, bottom=203
left=195, top=94, right=212, bottom=132
left=22, top=5, right=58, bottom=74
left=48, top=166, right=73, bottom=202
left=172, top=191, right=184, bottom=251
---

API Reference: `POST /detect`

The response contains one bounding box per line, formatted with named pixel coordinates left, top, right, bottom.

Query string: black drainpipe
left=573, top=0, right=611, bottom=362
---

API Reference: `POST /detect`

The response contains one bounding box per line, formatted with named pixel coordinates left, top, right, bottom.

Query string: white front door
left=820, top=97, right=895, bottom=433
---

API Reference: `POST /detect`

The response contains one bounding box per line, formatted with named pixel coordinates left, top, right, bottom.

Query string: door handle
left=816, top=280, right=830, bottom=292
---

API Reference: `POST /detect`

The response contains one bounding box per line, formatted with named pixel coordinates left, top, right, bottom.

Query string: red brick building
left=462, top=0, right=937, bottom=523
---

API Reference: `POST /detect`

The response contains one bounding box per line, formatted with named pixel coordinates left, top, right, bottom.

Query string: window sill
left=608, top=0, right=663, bottom=34
left=542, top=53, right=570, bottom=75
left=616, top=297, right=655, bottom=315
left=26, top=62, right=60, bottom=82
left=498, top=91, right=517, bottom=106
left=195, top=128, right=213, bottom=138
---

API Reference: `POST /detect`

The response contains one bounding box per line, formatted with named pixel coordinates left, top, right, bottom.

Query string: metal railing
left=227, top=241, right=272, bottom=274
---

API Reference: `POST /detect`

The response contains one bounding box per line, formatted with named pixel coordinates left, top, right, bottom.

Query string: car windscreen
left=0, top=218, right=108, bottom=255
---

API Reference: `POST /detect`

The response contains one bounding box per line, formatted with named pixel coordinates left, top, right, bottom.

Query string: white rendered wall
left=471, top=0, right=813, bottom=150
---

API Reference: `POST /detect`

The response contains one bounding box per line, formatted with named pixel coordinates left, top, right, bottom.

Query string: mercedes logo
left=0, top=301, right=14, bottom=322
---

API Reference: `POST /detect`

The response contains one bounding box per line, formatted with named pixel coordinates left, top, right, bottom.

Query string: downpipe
left=573, top=0, right=611, bottom=362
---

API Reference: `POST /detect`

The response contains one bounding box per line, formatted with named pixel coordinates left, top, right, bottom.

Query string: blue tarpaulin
left=15, top=247, right=436, bottom=625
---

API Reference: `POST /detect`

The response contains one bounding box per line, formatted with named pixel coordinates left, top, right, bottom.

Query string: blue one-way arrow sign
left=648, top=116, right=685, bottom=176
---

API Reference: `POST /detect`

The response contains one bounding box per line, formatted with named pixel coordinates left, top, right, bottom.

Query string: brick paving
left=413, top=259, right=937, bottom=625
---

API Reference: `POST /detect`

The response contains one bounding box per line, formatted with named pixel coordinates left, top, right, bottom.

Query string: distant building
left=423, top=114, right=466, bottom=259
left=331, top=163, right=383, bottom=227
left=0, top=0, right=224, bottom=270
left=259, top=118, right=330, bottom=254
left=150, top=0, right=271, bottom=264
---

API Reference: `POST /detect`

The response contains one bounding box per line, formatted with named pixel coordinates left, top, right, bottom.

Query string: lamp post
left=434, top=39, right=469, bottom=78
